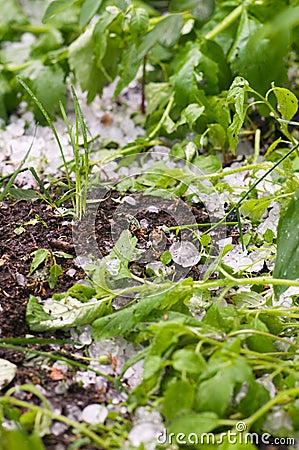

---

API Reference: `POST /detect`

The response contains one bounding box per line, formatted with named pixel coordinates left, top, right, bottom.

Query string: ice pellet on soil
left=51, top=422, right=68, bottom=436
left=15, top=273, right=27, bottom=287
left=82, top=404, right=108, bottom=424
left=169, top=241, right=200, bottom=267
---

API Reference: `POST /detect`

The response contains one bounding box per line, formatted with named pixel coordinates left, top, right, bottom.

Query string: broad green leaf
left=26, top=295, right=53, bottom=325
left=245, top=318, right=276, bottom=353
left=172, top=348, right=206, bottom=374
left=272, top=86, right=298, bottom=121
left=193, top=155, right=222, bottom=173
left=48, top=263, right=63, bottom=289
left=69, top=26, right=106, bottom=102
left=168, top=412, right=220, bottom=437
left=160, top=250, right=172, bottom=265
left=143, top=355, right=163, bottom=380
left=20, top=63, right=66, bottom=120
left=26, top=294, right=111, bottom=332
left=0, top=358, right=17, bottom=388
left=114, top=44, right=141, bottom=98
left=130, top=7, right=149, bottom=39
left=171, top=42, right=201, bottom=106
left=138, top=14, right=183, bottom=58
left=240, top=197, right=271, bottom=221
left=238, top=380, right=270, bottom=421
left=0, top=429, right=45, bottom=450
left=231, top=291, right=266, bottom=308
left=79, top=0, right=103, bottom=28
left=273, top=188, right=299, bottom=297
left=177, top=103, right=205, bottom=129
left=162, top=380, right=195, bottom=420
left=170, top=0, right=215, bottom=22
left=208, top=123, right=227, bottom=150
left=29, top=249, right=49, bottom=275
left=196, top=371, right=234, bottom=417
left=145, top=82, right=172, bottom=115
left=93, top=285, right=192, bottom=340
left=43, top=0, right=76, bottom=23
left=226, top=76, right=250, bottom=154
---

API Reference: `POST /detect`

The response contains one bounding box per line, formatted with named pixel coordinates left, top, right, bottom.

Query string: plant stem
left=205, top=141, right=299, bottom=234
left=0, top=397, right=109, bottom=448
left=245, top=387, right=299, bottom=429
left=148, top=94, right=175, bottom=139
left=205, top=5, right=243, bottom=40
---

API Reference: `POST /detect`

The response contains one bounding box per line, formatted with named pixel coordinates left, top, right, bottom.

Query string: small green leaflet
left=273, top=188, right=299, bottom=298
left=79, top=0, right=103, bottom=28
left=29, top=249, right=49, bottom=276
left=138, top=14, right=183, bottom=58
left=226, top=76, right=250, bottom=154
left=43, top=0, right=76, bottom=23
left=272, top=86, right=298, bottom=121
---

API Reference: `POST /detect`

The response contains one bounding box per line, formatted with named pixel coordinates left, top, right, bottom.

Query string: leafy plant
left=29, top=248, right=73, bottom=289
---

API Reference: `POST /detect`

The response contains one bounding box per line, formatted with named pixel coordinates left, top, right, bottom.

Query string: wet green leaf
left=273, top=188, right=299, bottom=297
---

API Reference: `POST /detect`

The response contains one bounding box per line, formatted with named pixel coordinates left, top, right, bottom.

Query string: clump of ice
left=128, top=407, right=164, bottom=450
left=222, top=244, right=273, bottom=273
left=257, top=202, right=281, bottom=237
left=169, top=241, right=200, bottom=268
left=82, top=404, right=108, bottom=424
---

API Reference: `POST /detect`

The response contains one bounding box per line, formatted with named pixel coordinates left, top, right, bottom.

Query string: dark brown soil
left=0, top=194, right=290, bottom=450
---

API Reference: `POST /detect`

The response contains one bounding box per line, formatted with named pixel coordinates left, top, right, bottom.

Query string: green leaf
left=245, top=318, right=276, bottom=353
left=193, top=154, right=222, bottom=173
left=145, top=82, right=172, bottom=115
left=238, top=380, right=270, bottom=425
left=29, top=249, right=49, bottom=276
left=48, top=263, right=63, bottom=289
left=169, top=412, right=220, bottom=437
left=130, top=7, right=149, bottom=39
left=138, top=14, right=183, bottom=58
left=0, top=358, right=17, bottom=388
left=177, top=103, right=205, bottom=129
left=240, top=197, right=271, bottom=221
left=273, top=188, right=299, bottom=297
left=8, top=188, right=39, bottom=200
left=0, top=429, right=45, bottom=450
left=43, top=0, right=76, bottom=23
left=79, top=0, right=103, bottom=28
left=160, top=250, right=172, bottom=265
left=24, top=64, right=66, bottom=121
left=171, top=42, right=201, bottom=106
left=231, top=291, right=266, bottom=308
left=68, top=26, right=106, bottom=102
left=26, top=295, right=53, bottom=325
left=272, top=86, right=298, bottom=121
left=26, top=294, right=111, bottom=332
left=196, top=371, right=234, bottom=417
left=114, top=44, right=140, bottom=98
left=172, top=348, right=206, bottom=374
left=226, top=76, right=250, bottom=154
left=162, top=380, right=195, bottom=420
left=93, top=285, right=192, bottom=340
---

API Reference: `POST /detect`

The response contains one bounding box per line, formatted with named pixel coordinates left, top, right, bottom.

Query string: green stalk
left=18, top=77, right=72, bottom=188
left=205, top=5, right=243, bottom=40
left=205, top=141, right=299, bottom=235
left=0, top=397, right=109, bottom=448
